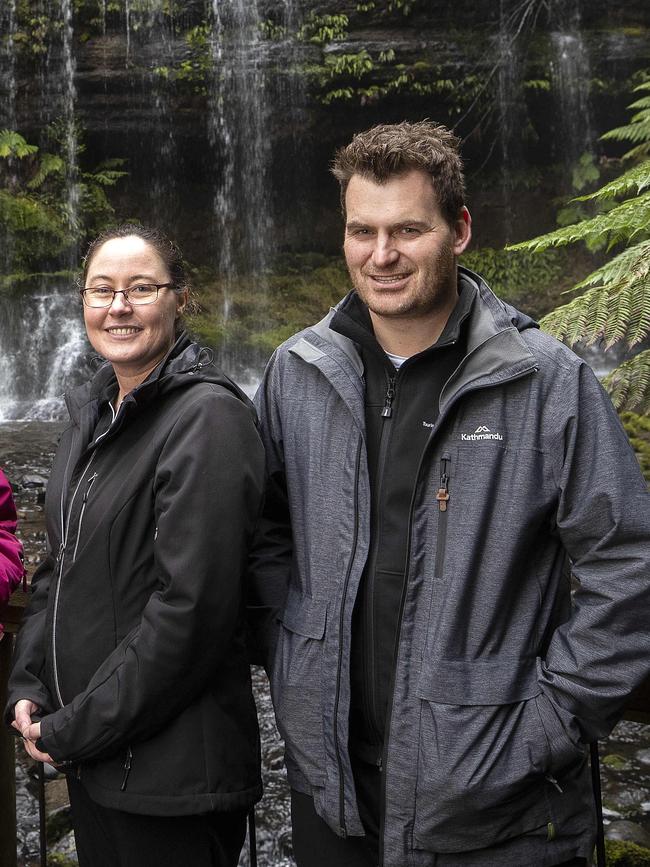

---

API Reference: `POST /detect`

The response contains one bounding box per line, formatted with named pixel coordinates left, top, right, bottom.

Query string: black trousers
left=67, top=775, right=247, bottom=867
left=291, top=782, right=589, bottom=867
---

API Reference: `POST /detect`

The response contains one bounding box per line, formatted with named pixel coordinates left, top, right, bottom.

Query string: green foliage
left=387, top=0, right=417, bottom=13
left=0, top=126, right=127, bottom=288
left=154, top=24, right=212, bottom=94
left=187, top=256, right=349, bottom=356
left=604, top=838, right=650, bottom=866
left=260, top=19, right=286, bottom=41
left=621, top=411, right=650, bottom=480
left=508, top=79, right=650, bottom=412
left=604, top=351, right=650, bottom=414
left=461, top=247, right=574, bottom=319
left=297, top=13, right=349, bottom=45
left=0, top=130, right=39, bottom=159
left=603, top=81, right=650, bottom=160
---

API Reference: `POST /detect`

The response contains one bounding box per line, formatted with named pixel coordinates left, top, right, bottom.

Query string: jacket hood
left=458, top=266, right=538, bottom=335
left=65, top=333, right=254, bottom=426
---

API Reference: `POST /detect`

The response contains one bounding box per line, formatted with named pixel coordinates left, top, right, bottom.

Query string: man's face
left=343, top=169, right=471, bottom=322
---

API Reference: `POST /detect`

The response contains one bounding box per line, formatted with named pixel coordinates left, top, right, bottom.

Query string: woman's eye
left=93, top=286, right=112, bottom=295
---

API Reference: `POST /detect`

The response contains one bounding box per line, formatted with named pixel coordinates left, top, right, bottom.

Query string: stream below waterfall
left=2, top=421, right=650, bottom=865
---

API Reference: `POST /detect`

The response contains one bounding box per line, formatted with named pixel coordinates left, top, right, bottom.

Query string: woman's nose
left=108, top=290, right=133, bottom=313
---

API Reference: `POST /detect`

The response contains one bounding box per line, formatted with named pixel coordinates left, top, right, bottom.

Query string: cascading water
left=0, top=0, right=18, bottom=131
left=0, top=0, right=86, bottom=421
left=549, top=0, right=593, bottom=173
left=207, top=0, right=272, bottom=369
left=0, top=292, right=90, bottom=423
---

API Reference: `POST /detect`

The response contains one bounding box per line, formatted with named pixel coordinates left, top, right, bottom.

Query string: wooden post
left=0, top=588, right=28, bottom=867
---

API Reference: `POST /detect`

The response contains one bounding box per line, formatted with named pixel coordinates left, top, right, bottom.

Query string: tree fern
left=603, top=351, right=650, bottom=413
left=508, top=80, right=650, bottom=413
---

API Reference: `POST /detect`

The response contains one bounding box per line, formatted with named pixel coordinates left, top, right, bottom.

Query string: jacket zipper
left=71, top=473, right=98, bottom=563
left=52, top=424, right=113, bottom=707
left=363, top=371, right=401, bottom=749
left=377, top=368, right=537, bottom=861
left=52, top=454, right=97, bottom=707
left=120, top=746, right=133, bottom=791
left=333, top=436, right=363, bottom=837
left=435, top=456, right=451, bottom=578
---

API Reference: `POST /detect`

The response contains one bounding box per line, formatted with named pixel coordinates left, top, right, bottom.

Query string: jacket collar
left=289, top=266, right=538, bottom=424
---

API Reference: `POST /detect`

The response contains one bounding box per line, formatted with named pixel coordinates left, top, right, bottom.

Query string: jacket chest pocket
left=271, top=593, right=328, bottom=788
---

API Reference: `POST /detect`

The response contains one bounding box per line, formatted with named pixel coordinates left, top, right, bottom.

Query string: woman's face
left=82, top=235, right=185, bottom=382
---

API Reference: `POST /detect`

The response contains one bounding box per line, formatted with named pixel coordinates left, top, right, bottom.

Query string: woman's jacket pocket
left=412, top=657, right=566, bottom=853
left=271, top=592, right=328, bottom=788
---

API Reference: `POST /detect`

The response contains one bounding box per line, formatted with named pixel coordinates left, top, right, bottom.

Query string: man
left=249, top=121, right=650, bottom=866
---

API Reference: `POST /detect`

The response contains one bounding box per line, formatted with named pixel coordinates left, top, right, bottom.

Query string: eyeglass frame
left=79, top=282, right=175, bottom=308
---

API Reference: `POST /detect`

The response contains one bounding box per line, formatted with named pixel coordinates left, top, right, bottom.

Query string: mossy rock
left=620, top=413, right=650, bottom=482
left=605, top=838, right=650, bottom=866
left=47, top=854, right=77, bottom=867
left=602, top=753, right=630, bottom=770
left=45, top=806, right=73, bottom=844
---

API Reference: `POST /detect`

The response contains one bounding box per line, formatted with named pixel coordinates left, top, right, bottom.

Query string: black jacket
left=6, top=335, right=265, bottom=816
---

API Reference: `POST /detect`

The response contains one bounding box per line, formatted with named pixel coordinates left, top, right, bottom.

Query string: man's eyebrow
left=345, top=219, right=433, bottom=231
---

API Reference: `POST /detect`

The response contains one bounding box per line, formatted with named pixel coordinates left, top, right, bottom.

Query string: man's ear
left=453, top=206, right=472, bottom=256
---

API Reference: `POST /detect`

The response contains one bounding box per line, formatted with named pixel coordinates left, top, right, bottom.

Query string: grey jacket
left=251, top=269, right=650, bottom=866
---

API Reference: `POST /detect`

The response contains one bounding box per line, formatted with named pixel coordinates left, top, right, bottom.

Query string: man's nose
left=371, top=233, right=400, bottom=269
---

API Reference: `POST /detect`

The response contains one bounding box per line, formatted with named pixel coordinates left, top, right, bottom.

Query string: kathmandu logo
left=461, top=425, right=504, bottom=442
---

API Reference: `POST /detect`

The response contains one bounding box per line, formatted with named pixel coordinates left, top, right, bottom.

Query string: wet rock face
left=6, top=0, right=650, bottom=262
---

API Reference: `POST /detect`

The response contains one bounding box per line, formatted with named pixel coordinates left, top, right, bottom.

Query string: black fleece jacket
left=6, top=334, right=265, bottom=816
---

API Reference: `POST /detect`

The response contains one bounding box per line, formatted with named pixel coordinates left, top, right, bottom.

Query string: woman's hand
left=12, top=699, right=53, bottom=764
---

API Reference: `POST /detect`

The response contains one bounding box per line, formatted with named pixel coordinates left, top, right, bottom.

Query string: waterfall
left=0, top=290, right=90, bottom=422
left=61, top=0, right=80, bottom=260
left=0, top=0, right=17, bottom=131
left=496, top=0, right=525, bottom=243
left=207, top=0, right=271, bottom=368
left=550, top=0, right=593, bottom=175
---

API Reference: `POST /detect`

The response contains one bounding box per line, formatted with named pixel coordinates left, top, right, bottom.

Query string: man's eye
left=400, top=227, right=419, bottom=235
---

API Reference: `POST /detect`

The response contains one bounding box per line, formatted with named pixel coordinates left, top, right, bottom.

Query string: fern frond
left=621, top=141, right=650, bottom=162
left=508, top=190, right=650, bottom=253
left=602, top=119, right=650, bottom=145
left=602, top=350, right=650, bottom=413
left=27, top=153, right=65, bottom=190
left=628, top=96, right=650, bottom=111
left=574, top=160, right=650, bottom=202
left=0, top=130, right=39, bottom=159
left=540, top=263, right=650, bottom=348
left=573, top=241, right=650, bottom=290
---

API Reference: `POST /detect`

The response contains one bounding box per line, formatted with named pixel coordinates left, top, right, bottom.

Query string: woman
left=5, top=225, right=265, bottom=866
left=0, top=468, right=24, bottom=637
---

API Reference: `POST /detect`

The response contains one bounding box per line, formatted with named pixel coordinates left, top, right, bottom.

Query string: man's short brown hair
left=331, top=119, right=465, bottom=224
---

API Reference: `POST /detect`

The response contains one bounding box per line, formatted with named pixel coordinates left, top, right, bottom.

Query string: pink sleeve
left=0, top=468, right=25, bottom=606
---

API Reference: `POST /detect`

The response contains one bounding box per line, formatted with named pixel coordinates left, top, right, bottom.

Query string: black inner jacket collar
left=329, top=272, right=477, bottom=369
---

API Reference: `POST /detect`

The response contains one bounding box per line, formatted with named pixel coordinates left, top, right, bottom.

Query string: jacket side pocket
left=271, top=592, right=328, bottom=789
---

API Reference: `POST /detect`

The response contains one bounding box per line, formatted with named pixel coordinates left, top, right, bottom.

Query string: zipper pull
left=381, top=375, right=396, bottom=418
left=83, top=473, right=98, bottom=502
left=121, top=746, right=133, bottom=791
left=545, top=773, right=563, bottom=794
left=436, top=459, right=450, bottom=512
